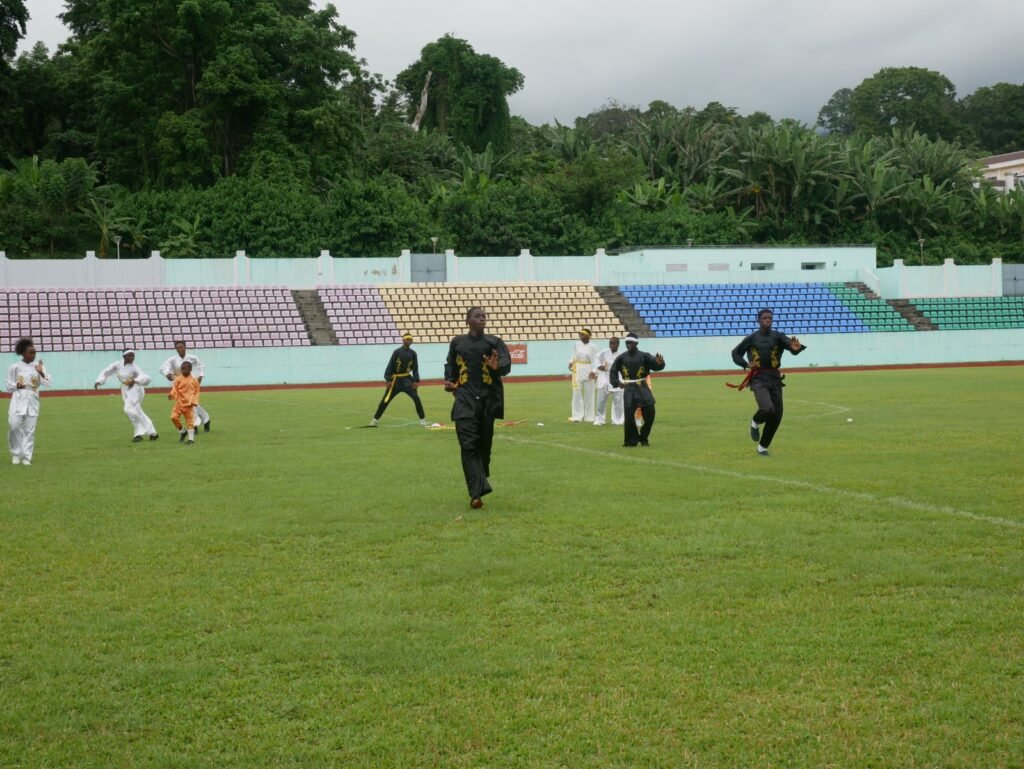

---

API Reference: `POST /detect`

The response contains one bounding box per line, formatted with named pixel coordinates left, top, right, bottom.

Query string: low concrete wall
left=20, top=329, right=1024, bottom=391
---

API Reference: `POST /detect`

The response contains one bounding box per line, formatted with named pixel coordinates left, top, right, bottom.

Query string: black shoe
left=132, top=436, right=143, bottom=443
left=750, top=422, right=760, bottom=442
left=179, top=431, right=187, bottom=443
left=149, top=434, right=159, bottom=441
left=623, top=443, right=638, bottom=448
left=639, top=439, right=649, bottom=446
left=187, top=438, right=194, bottom=445
left=204, top=420, right=211, bottom=433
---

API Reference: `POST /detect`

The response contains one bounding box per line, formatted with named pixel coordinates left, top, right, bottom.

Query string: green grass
left=2, top=367, right=1023, bottom=768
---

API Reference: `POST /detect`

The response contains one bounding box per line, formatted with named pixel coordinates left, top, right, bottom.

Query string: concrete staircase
left=846, top=282, right=935, bottom=330
left=887, top=299, right=937, bottom=330
left=597, top=286, right=653, bottom=337
left=291, top=290, right=339, bottom=345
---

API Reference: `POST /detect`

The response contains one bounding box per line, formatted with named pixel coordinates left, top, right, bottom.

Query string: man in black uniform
left=443, top=307, right=512, bottom=509
left=730, top=308, right=806, bottom=456
left=370, top=333, right=426, bottom=427
left=609, top=332, right=665, bottom=447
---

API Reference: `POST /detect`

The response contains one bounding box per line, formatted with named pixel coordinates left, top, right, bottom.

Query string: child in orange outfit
left=168, top=360, right=201, bottom=444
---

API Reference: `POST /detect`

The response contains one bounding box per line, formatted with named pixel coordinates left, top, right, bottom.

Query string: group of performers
left=7, top=308, right=806, bottom=511
left=5, top=338, right=213, bottom=465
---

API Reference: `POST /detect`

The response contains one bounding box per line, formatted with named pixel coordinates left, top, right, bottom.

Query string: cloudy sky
left=19, top=0, right=1024, bottom=125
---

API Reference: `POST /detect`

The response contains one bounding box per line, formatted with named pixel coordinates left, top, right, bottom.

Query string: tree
left=961, top=82, right=1024, bottom=155
left=816, top=87, right=855, bottom=135
left=0, top=0, right=28, bottom=60
left=848, top=67, right=965, bottom=141
left=58, top=0, right=363, bottom=186
left=395, top=35, right=524, bottom=154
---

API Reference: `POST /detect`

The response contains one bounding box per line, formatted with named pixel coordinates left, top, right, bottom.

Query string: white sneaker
left=21, top=460, right=31, bottom=466
left=369, top=418, right=379, bottom=427
left=11, top=456, right=20, bottom=465
left=419, top=419, right=427, bottom=426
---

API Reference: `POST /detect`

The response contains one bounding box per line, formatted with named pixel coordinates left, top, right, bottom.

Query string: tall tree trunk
left=411, top=70, right=432, bottom=132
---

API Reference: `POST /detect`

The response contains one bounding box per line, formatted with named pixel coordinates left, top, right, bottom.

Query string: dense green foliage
left=1, top=4, right=1023, bottom=262
left=3, top=370, right=1024, bottom=767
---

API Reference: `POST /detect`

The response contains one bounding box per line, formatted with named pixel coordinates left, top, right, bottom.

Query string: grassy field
left=2, top=366, right=1023, bottom=768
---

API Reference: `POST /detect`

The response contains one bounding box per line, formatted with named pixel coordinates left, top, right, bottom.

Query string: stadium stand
left=4, top=281, right=1019, bottom=352
left=621, top=282, right=883, bottom=337
left=378, top=283, right=627, bottom=343
left=0, top=286, right=309, bottom=351
left=827, top=284, right=917, bottom=331
left=910, top=296, right=1024, bottom=330
left=317, top=286, right=402, bottom=345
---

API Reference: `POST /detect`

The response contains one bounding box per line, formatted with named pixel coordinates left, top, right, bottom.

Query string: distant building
left=980, top=150, right=1024, bottom=192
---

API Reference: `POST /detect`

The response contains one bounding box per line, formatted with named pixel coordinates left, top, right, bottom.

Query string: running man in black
left=730, top=308, right=806, bottom=456
left=370, top=333, right=426, bottom=427
left=443, top=307, right=512, bottom=509
left=609, top=332, right=665, bottom=447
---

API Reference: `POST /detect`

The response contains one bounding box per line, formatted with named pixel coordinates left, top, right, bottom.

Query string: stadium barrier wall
left=0, top=248, right=1009, bottom=299
left=26, top=329, right=1024, bottom=391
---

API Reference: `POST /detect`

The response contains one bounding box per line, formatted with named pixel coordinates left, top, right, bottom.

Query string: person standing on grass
left=729, top=308, right=806, bottom=457
left=594, top=336, right=624, bottom=427
left=7, top=338, right=51, bottom=466
left=568, top=328, right=599, bottom=423
left=443, top=307, right=512, bottom=510
left=609, top=333, right=665, bottom=447
left=370, top=333, right=427, bottom=427
left=160, top=341, right=211, bottom=433
left=95, top=350, right=159, bottom=442
left=168, top=360, right=201, bottom=445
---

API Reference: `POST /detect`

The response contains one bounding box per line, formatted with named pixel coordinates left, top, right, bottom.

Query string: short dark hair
left=466, top=306, right=484, bottom=321
left=757, top=308, right=774, bottom=319
left=173, top=340, right=186, bottom=347
left=15, top=337, right=34, bottom=356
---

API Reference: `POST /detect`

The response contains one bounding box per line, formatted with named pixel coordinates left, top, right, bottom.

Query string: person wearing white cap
left=7, top=337, right=51, bottom=466
left=95, top=350, right=159, bottom=442
left=609, top=333, right=665, bottom=447
left=594, top=336, right=624, bottom=427
left=159, top=340, right=211, bottom=432
left=568, top=327, right=599, bottom=423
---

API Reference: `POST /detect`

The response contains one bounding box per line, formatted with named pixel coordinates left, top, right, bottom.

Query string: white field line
left=500, top=435, right=1024, bottom=531
left=786, top=398, right=852, bottom=418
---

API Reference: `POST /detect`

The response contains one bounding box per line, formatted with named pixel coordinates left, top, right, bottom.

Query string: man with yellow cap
left=568, top=327, right=599, bottom=423
left=370, top=333, right=426, bottom=427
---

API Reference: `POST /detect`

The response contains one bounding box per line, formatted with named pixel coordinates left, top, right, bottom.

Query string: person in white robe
left=7, top=338, right=51, bottom=465
left=159, top=341, right=211, bottom=431
left=568, top=328, right=599, bottom=423
left=95, top=350, right=159, bottom=442
left=594, top=336, right=625, bottom=427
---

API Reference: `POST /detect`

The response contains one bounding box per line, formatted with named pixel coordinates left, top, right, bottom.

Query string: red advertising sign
left=508, top=343, right=528, bottom=365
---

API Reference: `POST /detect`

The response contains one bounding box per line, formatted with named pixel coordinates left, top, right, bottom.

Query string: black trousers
left=751, top=377, right=784, bottom=448
left=455, top=404, right=495, bottom=499
left=622, top=388, right=656, bottom=446
left=374, top=382, right=425, bottom=420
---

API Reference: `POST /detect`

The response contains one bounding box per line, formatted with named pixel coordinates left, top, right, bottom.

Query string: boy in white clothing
left=95, top=350, right=159, bottom=442
left=7, top=338, right=51, bottom=466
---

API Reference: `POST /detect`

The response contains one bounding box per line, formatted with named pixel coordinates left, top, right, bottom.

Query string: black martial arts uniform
left=374, top=346, right=425, bottom=420
left=610, top=347, right=666, bottom=446
left=731, top=329, right=806, bottom=449
left=443, top=333, right=512, bottom=500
